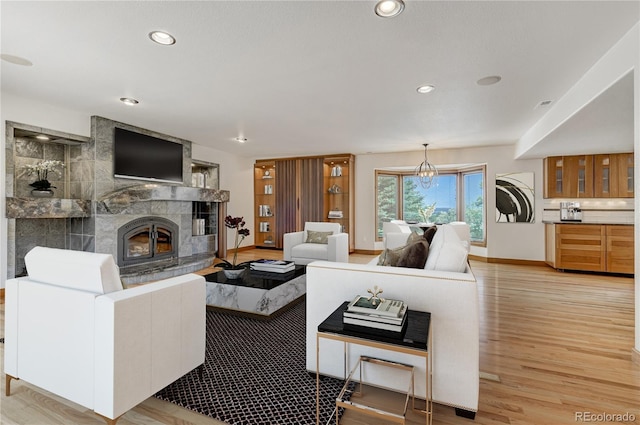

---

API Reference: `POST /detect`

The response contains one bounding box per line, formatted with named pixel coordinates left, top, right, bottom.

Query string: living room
left=1, top=1, right=639, bottom=424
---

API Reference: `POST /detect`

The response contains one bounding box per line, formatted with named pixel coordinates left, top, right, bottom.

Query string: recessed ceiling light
left=375, top=0, right=405, bottom=18
left=120, top=97, right=139, bottom=106
left=149, top=31, right=176, bottom=45
left=35, top=135, right=50, bottom=140
left=476, top=75, right=502, bottom=86
left=1, top=54, right=33, bottom=66
left=235, top=137, right=247, bottom=143
left=416, top=85, right=435, bottom=94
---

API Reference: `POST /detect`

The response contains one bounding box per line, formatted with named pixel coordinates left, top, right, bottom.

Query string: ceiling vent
left=535, top=100, right=554, bottom=109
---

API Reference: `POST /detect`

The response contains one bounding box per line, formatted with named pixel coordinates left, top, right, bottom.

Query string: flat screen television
left=113, top=127, right=183, bottom=184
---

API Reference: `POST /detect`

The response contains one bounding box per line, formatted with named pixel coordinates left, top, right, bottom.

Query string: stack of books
left=250, top=259, right=295, bottom=273
left=343, top=295, right=408, bottom=337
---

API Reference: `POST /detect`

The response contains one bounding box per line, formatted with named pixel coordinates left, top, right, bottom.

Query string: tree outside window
left=376, top=167, right=485, bottom=244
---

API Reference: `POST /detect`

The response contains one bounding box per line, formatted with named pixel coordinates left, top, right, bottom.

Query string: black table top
left=318, top=301, right=431, bottom=350
left=203, top=263, right=306, bottom=290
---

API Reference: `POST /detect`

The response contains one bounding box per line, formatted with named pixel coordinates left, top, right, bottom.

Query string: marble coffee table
left=203, top=265, right=306, bottom=317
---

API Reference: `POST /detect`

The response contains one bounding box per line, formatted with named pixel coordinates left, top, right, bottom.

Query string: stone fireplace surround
left=5, top=117, right=229, bottom=284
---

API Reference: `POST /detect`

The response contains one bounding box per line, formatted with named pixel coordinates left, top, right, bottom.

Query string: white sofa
left=306, top=224, right=479, bottom=417
left=4, top=247, right=206, bottom=424
left=283, top=221, right=349, bottom=265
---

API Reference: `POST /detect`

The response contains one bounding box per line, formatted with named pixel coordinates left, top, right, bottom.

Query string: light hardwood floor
left=1, top=250, right=638, bottom=425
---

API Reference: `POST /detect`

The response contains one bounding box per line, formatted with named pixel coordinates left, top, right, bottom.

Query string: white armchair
left=382, top=219, right=413, bottom=250
left=4, top=247, right=206, bottom=425
left=283, top=222, right=349, bottom=265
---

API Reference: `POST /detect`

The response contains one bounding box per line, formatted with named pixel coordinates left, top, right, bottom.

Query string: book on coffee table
left=250, top=259, right=295, bottom=273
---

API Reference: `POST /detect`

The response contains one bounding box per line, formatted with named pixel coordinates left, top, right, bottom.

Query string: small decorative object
left=223, top=268, right=245, bottom=280
left=330, top=165, right=342, bottom=177
left=418, top=202, right=437, bottom=223
left=215, top=215, right=251, bottom=276
left=328, top=184, right=341, bottom=194
left=22, top=159, right=65, bottom=196
left=366, top=285, right=385, bottom=306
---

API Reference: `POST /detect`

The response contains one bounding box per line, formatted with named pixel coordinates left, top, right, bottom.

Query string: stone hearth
left=5, top=118, right=227, bottom=281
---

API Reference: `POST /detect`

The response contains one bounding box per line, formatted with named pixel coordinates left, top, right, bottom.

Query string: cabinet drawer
left=556, top=225, right=605, bottom=272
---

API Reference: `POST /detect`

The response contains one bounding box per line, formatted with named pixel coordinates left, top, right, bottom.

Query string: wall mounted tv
left=113, top=127, right=184, bottom=184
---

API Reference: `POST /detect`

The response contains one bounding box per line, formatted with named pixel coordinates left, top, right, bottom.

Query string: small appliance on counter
left=560, top=201, right=583, bottom=222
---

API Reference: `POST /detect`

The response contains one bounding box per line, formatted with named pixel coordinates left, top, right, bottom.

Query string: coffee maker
left=560, top=201, right=582, bottom=222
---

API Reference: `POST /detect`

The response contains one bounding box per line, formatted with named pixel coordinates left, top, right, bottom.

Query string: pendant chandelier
left=415, top=143, right=438, bottom=189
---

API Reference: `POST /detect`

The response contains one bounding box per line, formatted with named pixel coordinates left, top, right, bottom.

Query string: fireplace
left=117, top=217, right=179, bottom=267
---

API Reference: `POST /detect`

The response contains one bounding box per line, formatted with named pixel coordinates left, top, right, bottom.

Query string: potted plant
left=215, top=216, right=251, bottom=279
left=22, top=160, right=65, bottom=197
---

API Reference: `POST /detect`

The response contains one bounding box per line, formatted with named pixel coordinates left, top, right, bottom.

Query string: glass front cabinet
left=323, top=155, right=355, bottom=252
left=254, top=160, right=277, bottom=248
left=545, top=153, right=633, bottom=199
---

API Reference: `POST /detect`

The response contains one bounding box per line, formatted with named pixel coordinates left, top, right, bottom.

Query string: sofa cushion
left=377, top=246, right=403, bottom=266
left=378, top=232, right=430, bottom=269
left=24, top=246, right=123, bottom=294
left=305, top=230, right=333, bottom=244
left=291, top=242, right=330, bottom=260
left=423, top=226, right=438, bottom=244
left=424, top=224, right=468, bottom=272
left=397, top=240, right=430, bottom=268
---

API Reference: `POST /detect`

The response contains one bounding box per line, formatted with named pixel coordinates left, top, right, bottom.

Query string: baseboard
left=633, top=348, right=640, bottom=365
left=476, top=256, right=547, bottom=267
left=353, top=249, right=382, bottom=255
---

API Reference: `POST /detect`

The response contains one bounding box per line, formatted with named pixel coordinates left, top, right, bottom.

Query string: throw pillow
left=397, top=240, right=430, bottom=269
left=406, top=231, right=423, bottom=244
left=305, top=230, right=333, bottom=244
left=423, top=226, right=437, bottom=244
left=377, top=245, right=404, bottom=266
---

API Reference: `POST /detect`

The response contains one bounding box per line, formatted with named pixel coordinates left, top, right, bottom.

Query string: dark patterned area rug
left=155, top=302, right=350, bottom=425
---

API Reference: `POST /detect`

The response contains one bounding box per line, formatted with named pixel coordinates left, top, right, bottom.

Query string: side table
left=316, top=301, right=432, bottom=425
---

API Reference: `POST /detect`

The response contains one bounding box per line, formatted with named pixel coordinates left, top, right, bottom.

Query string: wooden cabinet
left=254, top=154, right=355, bottom=251
left=594, top=153, right=634, bottom=198
left=551, top=223, right=634, bottom=274
left=545, top=153, right=633, bottom=199
left=254, top=160, right=277, bottom=248
left=606, top=225, right=634, bottom=274
left=323, top=155, right=355, bottom=252
left=555, top=224, right=605, bottom=272
left=544, top=155, right=593, bottom=198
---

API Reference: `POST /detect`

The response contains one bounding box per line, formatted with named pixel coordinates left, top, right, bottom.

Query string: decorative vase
left=31, top=189, right=54, bottom=198
left=223, top=268, right=245, bottom=280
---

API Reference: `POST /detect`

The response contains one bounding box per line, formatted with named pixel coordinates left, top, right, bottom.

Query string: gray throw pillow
left=305, top=230, right=333, bottom=244
left=397, top=240, right=430, bottom=269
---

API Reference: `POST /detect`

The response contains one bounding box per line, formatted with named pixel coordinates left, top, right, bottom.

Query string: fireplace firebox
left=117, top=217, right=179, bottom=267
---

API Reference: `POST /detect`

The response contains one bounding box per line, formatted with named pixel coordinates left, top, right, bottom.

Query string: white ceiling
left=1, top=1, right=638, bottom=159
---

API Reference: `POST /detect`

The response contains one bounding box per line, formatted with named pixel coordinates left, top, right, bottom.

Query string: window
left=375, top=166, right=486, bottom=245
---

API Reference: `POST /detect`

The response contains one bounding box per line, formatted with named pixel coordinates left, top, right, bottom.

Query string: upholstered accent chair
left=283, top=222, right=349, bottom=265
left=4, top=247, right=206, bottom=425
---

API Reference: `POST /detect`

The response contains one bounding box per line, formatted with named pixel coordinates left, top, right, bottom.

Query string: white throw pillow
left=425, top=224, right=468, bottom=273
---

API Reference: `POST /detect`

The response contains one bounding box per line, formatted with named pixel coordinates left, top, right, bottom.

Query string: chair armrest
left=94, top=274, right=205, bottom=419
left=327, top=232, right=349, bottom=263
left=283, top=231, right=305, bottom=261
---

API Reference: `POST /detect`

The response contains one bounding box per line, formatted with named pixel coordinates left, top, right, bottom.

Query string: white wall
left=354, top=145, right=545, bottom=261
left=515, top=23, right=639, bottom=355
left=191, top=144, right=255, bottom=250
